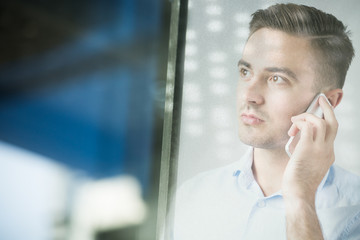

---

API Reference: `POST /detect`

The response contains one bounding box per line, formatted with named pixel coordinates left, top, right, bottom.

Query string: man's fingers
left=291, top=114, right=326, bottom=141
left=290, top=120, right=314, bottom=143
left=289, top=95, right=338, bottom=145
left=319, top=96, right=335, bottom=120
left=288, top=123, right=298, bottom=137
left=319, top=96, right=338, bottom=141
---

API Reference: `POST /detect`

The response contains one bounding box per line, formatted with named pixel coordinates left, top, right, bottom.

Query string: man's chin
left=238, top=133, right=287, bottom=150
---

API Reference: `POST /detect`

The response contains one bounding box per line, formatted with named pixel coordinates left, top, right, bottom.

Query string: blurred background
left=0, top=0, right=171, bottom=240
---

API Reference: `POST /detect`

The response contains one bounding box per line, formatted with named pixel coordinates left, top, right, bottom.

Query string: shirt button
left=257, top=199, right=266, bottom=208
left=233, top=170, right=241, bottom=177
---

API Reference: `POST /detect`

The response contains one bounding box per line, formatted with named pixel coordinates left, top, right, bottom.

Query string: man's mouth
left=240, top=113, right=264, bottom=125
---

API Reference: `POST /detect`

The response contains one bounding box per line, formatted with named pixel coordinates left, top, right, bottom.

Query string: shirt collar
left=236, top=147, right=256, bottom=190
left=318, top=167, right=332, bottom=191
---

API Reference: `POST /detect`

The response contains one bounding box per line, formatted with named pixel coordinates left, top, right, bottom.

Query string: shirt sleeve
left=339, top=209, right=360, bottom=240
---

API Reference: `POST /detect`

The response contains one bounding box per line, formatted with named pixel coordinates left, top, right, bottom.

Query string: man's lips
left=240, top=113, right=264, bottom=125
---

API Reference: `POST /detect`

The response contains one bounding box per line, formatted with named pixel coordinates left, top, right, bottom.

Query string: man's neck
left=252, top=147, right=289, bottom=197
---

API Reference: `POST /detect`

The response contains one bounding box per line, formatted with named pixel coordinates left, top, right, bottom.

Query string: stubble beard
left=237, top=122, right=290, bottom=150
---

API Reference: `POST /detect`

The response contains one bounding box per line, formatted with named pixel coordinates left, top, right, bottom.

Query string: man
left=173, top=3, right=360, bottom=240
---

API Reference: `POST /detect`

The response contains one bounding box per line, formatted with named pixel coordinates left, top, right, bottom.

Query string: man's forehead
left=244, top=28, right=312, bottom=53
left=240, top=28, right=317, bottom=71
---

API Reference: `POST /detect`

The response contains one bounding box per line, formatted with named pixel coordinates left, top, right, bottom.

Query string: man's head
left=236, top=4, right=354, bottom=150
left=249, top=3, right=354, bottom=90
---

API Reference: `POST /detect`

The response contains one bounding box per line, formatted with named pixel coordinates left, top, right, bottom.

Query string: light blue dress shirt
left=173, top=147, right=360, bottom=240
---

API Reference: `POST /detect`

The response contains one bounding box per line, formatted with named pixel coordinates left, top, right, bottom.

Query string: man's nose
left=241, top=77, right=265, bottom=105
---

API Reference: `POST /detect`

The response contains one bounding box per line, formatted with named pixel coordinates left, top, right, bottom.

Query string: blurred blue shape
left=0, top=1, right=166, bottom=239
left=0, top=0, right=163, bottom=189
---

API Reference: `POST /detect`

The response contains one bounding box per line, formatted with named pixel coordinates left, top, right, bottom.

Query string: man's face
left=237, top=28, right=320, bottom=149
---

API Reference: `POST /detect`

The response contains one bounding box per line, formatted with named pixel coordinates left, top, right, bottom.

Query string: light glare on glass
left=185, top=44, right=198, bottom=57
left=234, top=13, right=251, bottom=23
left=207, top=20, right=224, bottom=32
left=210, top=82, right=230, bottom=95
left=184, top=59, right=198, bottom=72
left=184, top=106, right=203, bottom=120
left=210, top=67, right=228, bottom=79
left=185, top=123, right=204, bottom=136
left=186, top=29, right=197, bottom=40
left=184, top=83, right=202, bottom=102
left=208, top=51, right=227, bottom=63
left=206, top=5, right=222, bottom=15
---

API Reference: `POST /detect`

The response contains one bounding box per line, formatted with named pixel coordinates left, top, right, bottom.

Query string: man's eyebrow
left=265, top=67, right=298, bottom=81
left=237, top=59, right=251, bottom=68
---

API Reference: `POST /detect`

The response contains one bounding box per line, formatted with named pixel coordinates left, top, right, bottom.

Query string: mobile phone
left=285, top=93, right=332, bottom=157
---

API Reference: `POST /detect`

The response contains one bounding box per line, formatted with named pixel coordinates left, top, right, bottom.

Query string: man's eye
left=239, top=68, right=250, bottom=78
left=271, top=75, right=286, bottom=84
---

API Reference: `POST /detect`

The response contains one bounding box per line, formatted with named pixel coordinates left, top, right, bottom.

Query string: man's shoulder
left=318, top=166, right=360, bottom=239
left=177, top=147, right=253, bottom=197
left=323, top=164, right=360, bottom=206
left=332, top=165, right=360, bottom=190
left=177, top=160, right=241, bottom=197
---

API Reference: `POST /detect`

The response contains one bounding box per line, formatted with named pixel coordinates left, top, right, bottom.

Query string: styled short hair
left=249, top=3, right=355, bottom=89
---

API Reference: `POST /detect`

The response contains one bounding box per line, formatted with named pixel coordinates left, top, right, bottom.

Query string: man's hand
left=283, top=95, right=336, bottom=201
left=282, top=96, right=337, bottom=240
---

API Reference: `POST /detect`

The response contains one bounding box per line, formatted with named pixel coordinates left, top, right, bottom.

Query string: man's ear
left=324, top=88, right=343, bottom=108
